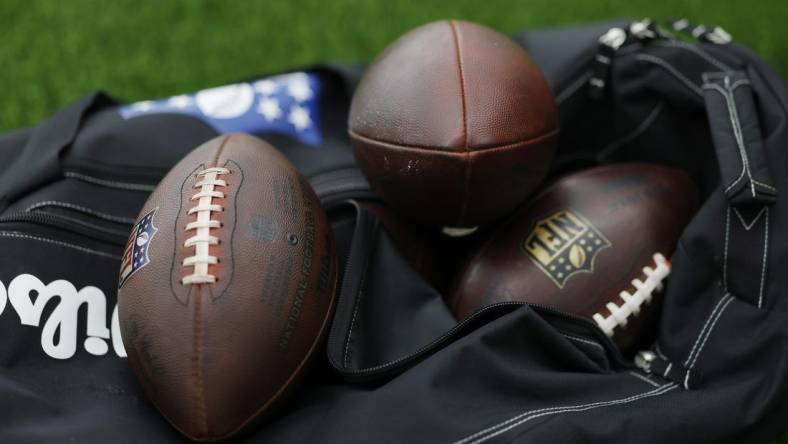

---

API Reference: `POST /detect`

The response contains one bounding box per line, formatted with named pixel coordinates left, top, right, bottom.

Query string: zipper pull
left=635, top=350, right=702, bottom=389
left=634, top=350, right=658, bottom=372
left=629, top=18, right=663, bottom=41
left=670, top=18, right=732, bottom=44
left=589, top=27, right=627, bottom=99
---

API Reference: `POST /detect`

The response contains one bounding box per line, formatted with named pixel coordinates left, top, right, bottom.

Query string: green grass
left=1, top=0, right=786, bottom=133
left=2, top=1, right=787, bottom=441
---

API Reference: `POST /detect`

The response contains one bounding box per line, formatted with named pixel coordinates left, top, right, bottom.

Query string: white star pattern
left=254, top=79, right=278, bottom=95
left=287, top=81, right=313, bottom=102
left=123, top=73, right=321, bottom=145
left=288, top=105, right=311, bottom=131
left=167, top=95, right=193, bottom=109
left=131, top=100, right=155, bottom=112
left=257, top=97, right=282, bottom=121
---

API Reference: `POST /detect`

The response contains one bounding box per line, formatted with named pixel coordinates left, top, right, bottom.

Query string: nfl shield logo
left=521, top=209, right=611, bottom=288
left=118, top=207, right=158, bottom=289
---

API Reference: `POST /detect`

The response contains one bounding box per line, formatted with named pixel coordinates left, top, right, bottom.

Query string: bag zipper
left=332, top=298, right=631, bottom=382
left=309, top=167, right=374, bottom=209
left=633, top=348, right=700, bottom=389
left=0, top=211, right=128, bottom=246
left=327, top=202, right=631, bottom=381
left=0, top=166, right=373, bottom=249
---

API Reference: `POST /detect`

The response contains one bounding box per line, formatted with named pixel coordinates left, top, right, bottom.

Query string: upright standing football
left=117, top=134, right=338, bottom=441
left=349, top=20, right=558, bottom=230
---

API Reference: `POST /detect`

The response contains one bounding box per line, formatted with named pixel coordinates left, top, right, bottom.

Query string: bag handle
left=0, top=92, right=115, bottom=212
left=702, top=71, right=777, bottom=206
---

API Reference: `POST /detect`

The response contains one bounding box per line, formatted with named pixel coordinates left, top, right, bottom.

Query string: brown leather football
left=349, top=19, right=558, bottom=229
left=117, top=134, right=338, bottom=441
left=449, top=163, right=698, bottom=351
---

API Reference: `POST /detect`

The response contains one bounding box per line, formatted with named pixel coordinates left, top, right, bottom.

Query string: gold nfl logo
left=521, top=209, right=611, bottom=288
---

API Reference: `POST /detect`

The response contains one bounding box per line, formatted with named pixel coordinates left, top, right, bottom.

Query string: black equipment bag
left=0, top=19, right=786, bottom=444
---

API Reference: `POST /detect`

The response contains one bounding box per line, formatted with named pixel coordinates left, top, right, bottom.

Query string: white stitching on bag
left=729, top=78, right=751, bottom=91
left=758, top=207, right=769, bottom=308
left=724, top=206, right=731, bottom=290
left=597, top=102, right=665, bottom=160
left=25, top=200, right=136, bottom=224
left=684, top=293, right=733, bottom=369
left=64, top=171, right=156, bottom=192
left=733, top=206, right=767, bottom=230
left=752, top=179, right=777, bottom=192
left=453, top=383, right=678, bottom=444
left=683, top=295, right=734, bottom=390
left=635, top=54, right=704, bottom=96
left=343, top=272, right=366, bottom=369
left=683, top=293, right=733, bottom=368
left=685, top=295, right=734, bottom=369
left=652, top=40, right=733, bottom=71
left=662, top=362, right=673, bottom=379
left=27, top=210, right=131, bottom=238
left=560, top=333, right=604, bottom=351
left=555, top=71, right=592, bottom=105
left=731, top=205, right=770, bottom=309
left=627, top=371, right=661, bottom=388
left=703, top=78, right=758, bottom=198
left=0, top=231, right=120, bottom=259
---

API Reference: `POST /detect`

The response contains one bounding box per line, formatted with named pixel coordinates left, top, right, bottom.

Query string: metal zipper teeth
left=0, top=212, right=128, bottom=246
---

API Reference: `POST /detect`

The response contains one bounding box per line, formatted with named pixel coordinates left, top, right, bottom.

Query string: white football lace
left=592, top=253, right=671, bottom=337
left=182, top=167, right=230, bottom=285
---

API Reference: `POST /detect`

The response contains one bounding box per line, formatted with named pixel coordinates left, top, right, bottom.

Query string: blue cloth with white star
left=119, top=72, right=322, bottom=146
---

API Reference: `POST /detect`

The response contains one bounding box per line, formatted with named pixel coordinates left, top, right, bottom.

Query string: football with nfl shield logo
left=520, top=208, right=611, bottom=289
left=117, top=134, right=339, bottom=441
left=449, top=163, right=698, bottom=351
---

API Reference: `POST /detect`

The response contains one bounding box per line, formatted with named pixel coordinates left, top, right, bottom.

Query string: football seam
left=350, top=128, right=557, bottom=226
left=592, top=253, right=671, bottom=337
left=448, top=19, right=469, bottom=151
left=191, top=136, right=231, bottom=439
left=348, top=127, right=558, bottom=156
left=348, top=128, right=559, bottom=155
left=194, top=285, right=208, bottom=436
left=449, top=19, right=473, bottom=226
left=210, top=256, right=340, bottom=441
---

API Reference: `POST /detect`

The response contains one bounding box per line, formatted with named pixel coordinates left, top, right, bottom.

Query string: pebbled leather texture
left=349, top=20, right=558, bottom=228
left=117, top=134, right=338, bottom=442
left=449, top=163, right=698, bottom=352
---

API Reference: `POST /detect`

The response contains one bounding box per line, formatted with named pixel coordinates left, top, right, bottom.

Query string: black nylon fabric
left=0, top=19, right=787, bottom=444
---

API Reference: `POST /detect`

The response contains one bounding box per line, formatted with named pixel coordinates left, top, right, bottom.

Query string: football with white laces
left=117, top=134, right=338, bottom=441
left=449, top=163, right=698, bottom=351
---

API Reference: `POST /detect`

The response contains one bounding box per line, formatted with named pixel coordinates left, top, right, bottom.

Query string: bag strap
left=701, top=71, right=776, bottom=307
left=702, top=71, right=777, bottom=206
